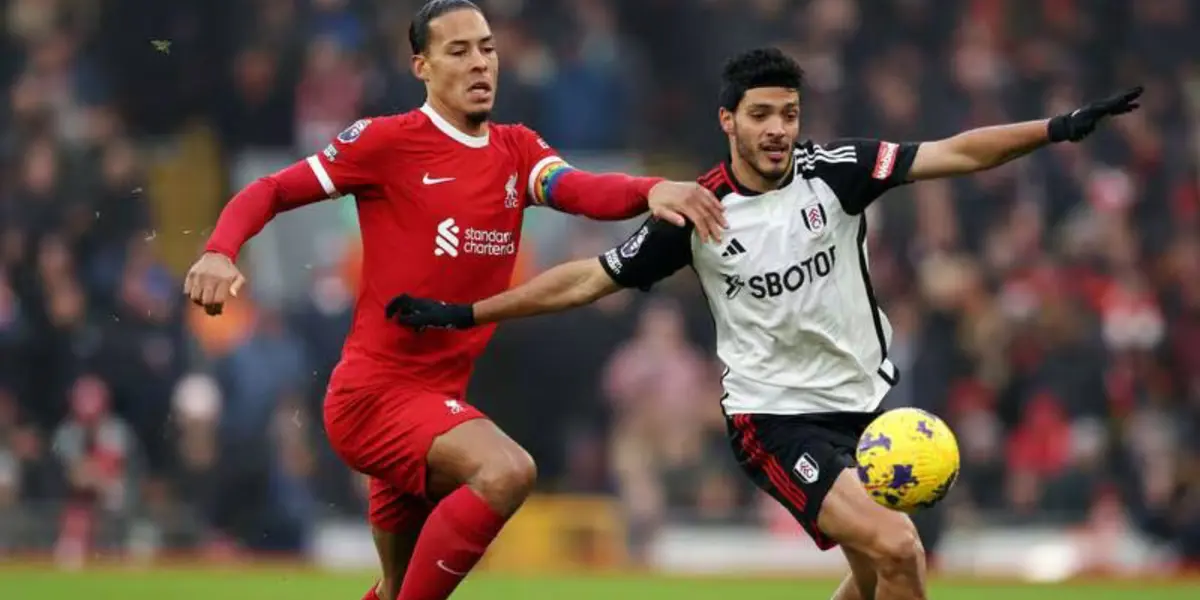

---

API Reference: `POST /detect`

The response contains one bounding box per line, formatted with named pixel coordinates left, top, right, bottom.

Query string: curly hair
left=718, top=47, right=805, bottom=111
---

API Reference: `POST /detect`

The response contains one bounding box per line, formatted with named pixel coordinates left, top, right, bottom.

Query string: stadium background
left=1, top=0, right=1200, bottom=595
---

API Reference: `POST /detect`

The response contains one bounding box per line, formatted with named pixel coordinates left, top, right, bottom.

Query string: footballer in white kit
left=387, top=47, right=1142, bottom=600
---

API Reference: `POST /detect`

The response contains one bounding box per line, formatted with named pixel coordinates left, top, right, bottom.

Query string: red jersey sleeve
left=308, top=118, right=391, bottom=198
left=203, top=117, right=394, bottom=260
left=516, top=126, right=567, bottom=208
left=517, top=126, right=659, bottom=220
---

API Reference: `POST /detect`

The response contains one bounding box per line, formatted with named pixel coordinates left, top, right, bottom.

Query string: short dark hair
left=409, top=0, right=483, bottom=54
left=718, top=47, right=805, bottom=111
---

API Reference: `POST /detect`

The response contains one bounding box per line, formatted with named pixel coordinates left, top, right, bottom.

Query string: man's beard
left=735, top=132, right=790, bottom=182
left=466, top=110, right=491, bottom=126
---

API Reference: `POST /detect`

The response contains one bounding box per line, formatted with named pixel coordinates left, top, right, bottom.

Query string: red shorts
left=323, top=385, right=487, bottom=533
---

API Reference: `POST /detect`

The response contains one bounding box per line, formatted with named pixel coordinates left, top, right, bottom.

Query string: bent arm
left=908, top=120, right=1051, bottom=180
left=204, top=161, right=329, bottom=260
left=473, top=258, right=621, bottom=325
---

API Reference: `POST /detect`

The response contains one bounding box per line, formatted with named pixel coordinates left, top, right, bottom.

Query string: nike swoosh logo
left=435, top=560, right=468, bottom=577
left=423, top=174, right=455, bottom=185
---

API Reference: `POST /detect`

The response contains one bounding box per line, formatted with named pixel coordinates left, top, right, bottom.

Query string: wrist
left=642, top=177, right=669, bottom=198
left=454, top=303, right=477, bottom=328
left=1047, top=114, right=1072, bottom=143
left=203, top=244, right=238, bottom=262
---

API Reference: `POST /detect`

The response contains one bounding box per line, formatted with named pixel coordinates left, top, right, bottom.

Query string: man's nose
left=765, top=116, right=787, bottom=138
left=468, top=48, right=489, bottom=71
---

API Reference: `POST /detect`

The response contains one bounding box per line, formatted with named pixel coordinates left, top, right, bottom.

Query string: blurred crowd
left=0, top=0, right=1199, bottom=569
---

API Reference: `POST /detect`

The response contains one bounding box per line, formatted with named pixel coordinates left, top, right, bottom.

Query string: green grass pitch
left=3, top=568, right=1198, bottom=600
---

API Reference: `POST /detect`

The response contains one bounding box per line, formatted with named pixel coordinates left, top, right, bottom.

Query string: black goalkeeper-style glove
left=385, top=294, right=476, bottom=331
left=1048, top=86, right=1143, bottom=143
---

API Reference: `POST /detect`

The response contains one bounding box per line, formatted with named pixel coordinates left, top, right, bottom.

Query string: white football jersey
left=599, top=138, right=920, bottom=415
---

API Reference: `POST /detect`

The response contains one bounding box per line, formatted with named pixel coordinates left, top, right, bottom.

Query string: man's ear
left=412, top=54, right=430, bottom=82
left=719, top=107, right=735, bottom=136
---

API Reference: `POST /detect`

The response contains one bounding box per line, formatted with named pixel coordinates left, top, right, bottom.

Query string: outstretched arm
left=520, top=126, right=726, bottom=242
left=386, top=217, right=694, bottom=330
left=908, top=87, right=1142, bottom=180
left=534, top=165, right=726, bottom=243
left=475, top=259, right=621, bottom=324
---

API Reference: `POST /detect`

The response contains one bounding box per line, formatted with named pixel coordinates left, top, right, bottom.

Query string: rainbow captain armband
left=528, top=157, right=574, bottom=208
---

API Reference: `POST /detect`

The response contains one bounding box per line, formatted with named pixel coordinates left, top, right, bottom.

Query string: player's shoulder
left=794, top=138, right=869, bottom=177
left=383, top=109, right=441, bottom=138
left=333, top=112, right=418, bottom=146
left=696, top=162, right=736, bottom=199
left=795, top=138, right=863, bottom=158
left=490, top=121, right=551, bottom=150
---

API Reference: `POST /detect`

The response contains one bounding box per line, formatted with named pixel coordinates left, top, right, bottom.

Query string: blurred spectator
left=605, top=297, right=726, bottom=559
left=50, top=375, right=141, bottom=566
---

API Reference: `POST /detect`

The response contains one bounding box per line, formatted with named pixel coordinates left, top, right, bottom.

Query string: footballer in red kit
left=185, top=2, right=726, bottom=600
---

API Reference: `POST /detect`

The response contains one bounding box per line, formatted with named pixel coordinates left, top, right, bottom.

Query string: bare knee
left=864, top=514, right=923, bottom=575
left=467, top=447, right=537, bottom=516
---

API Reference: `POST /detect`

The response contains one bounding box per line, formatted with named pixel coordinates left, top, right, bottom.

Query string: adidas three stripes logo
left=721, top=238, right=746, bottom=257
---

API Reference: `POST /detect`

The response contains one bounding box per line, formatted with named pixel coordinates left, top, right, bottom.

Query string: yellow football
left=856, top=408, right=960, bottom=513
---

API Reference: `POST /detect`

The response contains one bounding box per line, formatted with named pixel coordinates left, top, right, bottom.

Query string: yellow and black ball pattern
left=855, top=408, right=960, bottom=513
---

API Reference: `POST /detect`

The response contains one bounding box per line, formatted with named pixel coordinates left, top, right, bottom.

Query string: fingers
left=206, top=279, right=234, bottom=316
left=187, top=273, right=240, bottom=316
left=701, top=187, right=728, bottom=227
left=386, top=294, right=415, bottom=320
left=230, top=274, right=247, bottom=298
left=656, top=209, right=686, bottom=228
left=686, top=205, right=721, bottom=244
left=655, top=187, right=727, bottom=243
left=690, top=187, right=726, bottom=243
left=183, top=269, right=197, bottom=297
left=1121, top=86, right=1145, bottom=102
left=1100, top=86, right=1144, bottom=114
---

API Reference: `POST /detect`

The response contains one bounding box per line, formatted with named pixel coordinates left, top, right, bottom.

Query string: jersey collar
left=420, top=103, right=489, bottom=148
left=723, top=153, right=795, bottom=196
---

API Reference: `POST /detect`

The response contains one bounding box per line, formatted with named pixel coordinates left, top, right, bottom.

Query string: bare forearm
left=953, top=119, right=1051, bottom=166
left=473, top=259, right=620, bottom=324
left=911, top=120, right=1051, bottom=179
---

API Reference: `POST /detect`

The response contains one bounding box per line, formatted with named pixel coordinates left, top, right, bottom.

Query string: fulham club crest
left=802, top=203, right=828, bottom=233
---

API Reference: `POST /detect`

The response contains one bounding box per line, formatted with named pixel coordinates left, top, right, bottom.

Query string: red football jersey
left=310, top=105, right=560, bottom=397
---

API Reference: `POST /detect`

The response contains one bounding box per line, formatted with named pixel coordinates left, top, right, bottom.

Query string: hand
left=1048, top=86, right=1143, bottom=143
left=183, top=252, right=246, bottom=316
left=647, top=181, right=727, bottom=243
left=385, top=294, right=475, bottom=331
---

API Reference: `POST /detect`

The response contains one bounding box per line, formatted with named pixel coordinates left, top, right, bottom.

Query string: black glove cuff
left=448, top=303, right=476, bottom=329
left=1047, top=114, right=1072, bottom=143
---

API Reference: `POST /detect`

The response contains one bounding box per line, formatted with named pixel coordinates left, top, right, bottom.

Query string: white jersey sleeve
left=598, top=217, right=694, bottom=290
left=798, top=139, right=921, bottom=214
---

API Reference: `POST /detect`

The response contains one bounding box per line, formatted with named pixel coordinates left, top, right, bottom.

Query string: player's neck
left=424, top=97, right=489, bottom=138
left=729, top=155, right=790, bottom=194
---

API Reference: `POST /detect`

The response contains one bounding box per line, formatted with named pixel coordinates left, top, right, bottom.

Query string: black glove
left=385, top=294, right=476, bottom=331
left=1048, top=86, right=1143, bottom=143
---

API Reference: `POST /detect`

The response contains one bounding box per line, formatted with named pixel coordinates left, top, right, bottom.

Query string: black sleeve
left=808, top=138, right=921, bottom=215
left=597, top=217, right=693, bottom=291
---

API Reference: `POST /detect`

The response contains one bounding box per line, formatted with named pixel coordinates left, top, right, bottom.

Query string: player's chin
left=461, top=97, right=493, bottom=124
left=757, top=158, right=790, bottom=180
left=464, top=107, right=492, bottom=126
